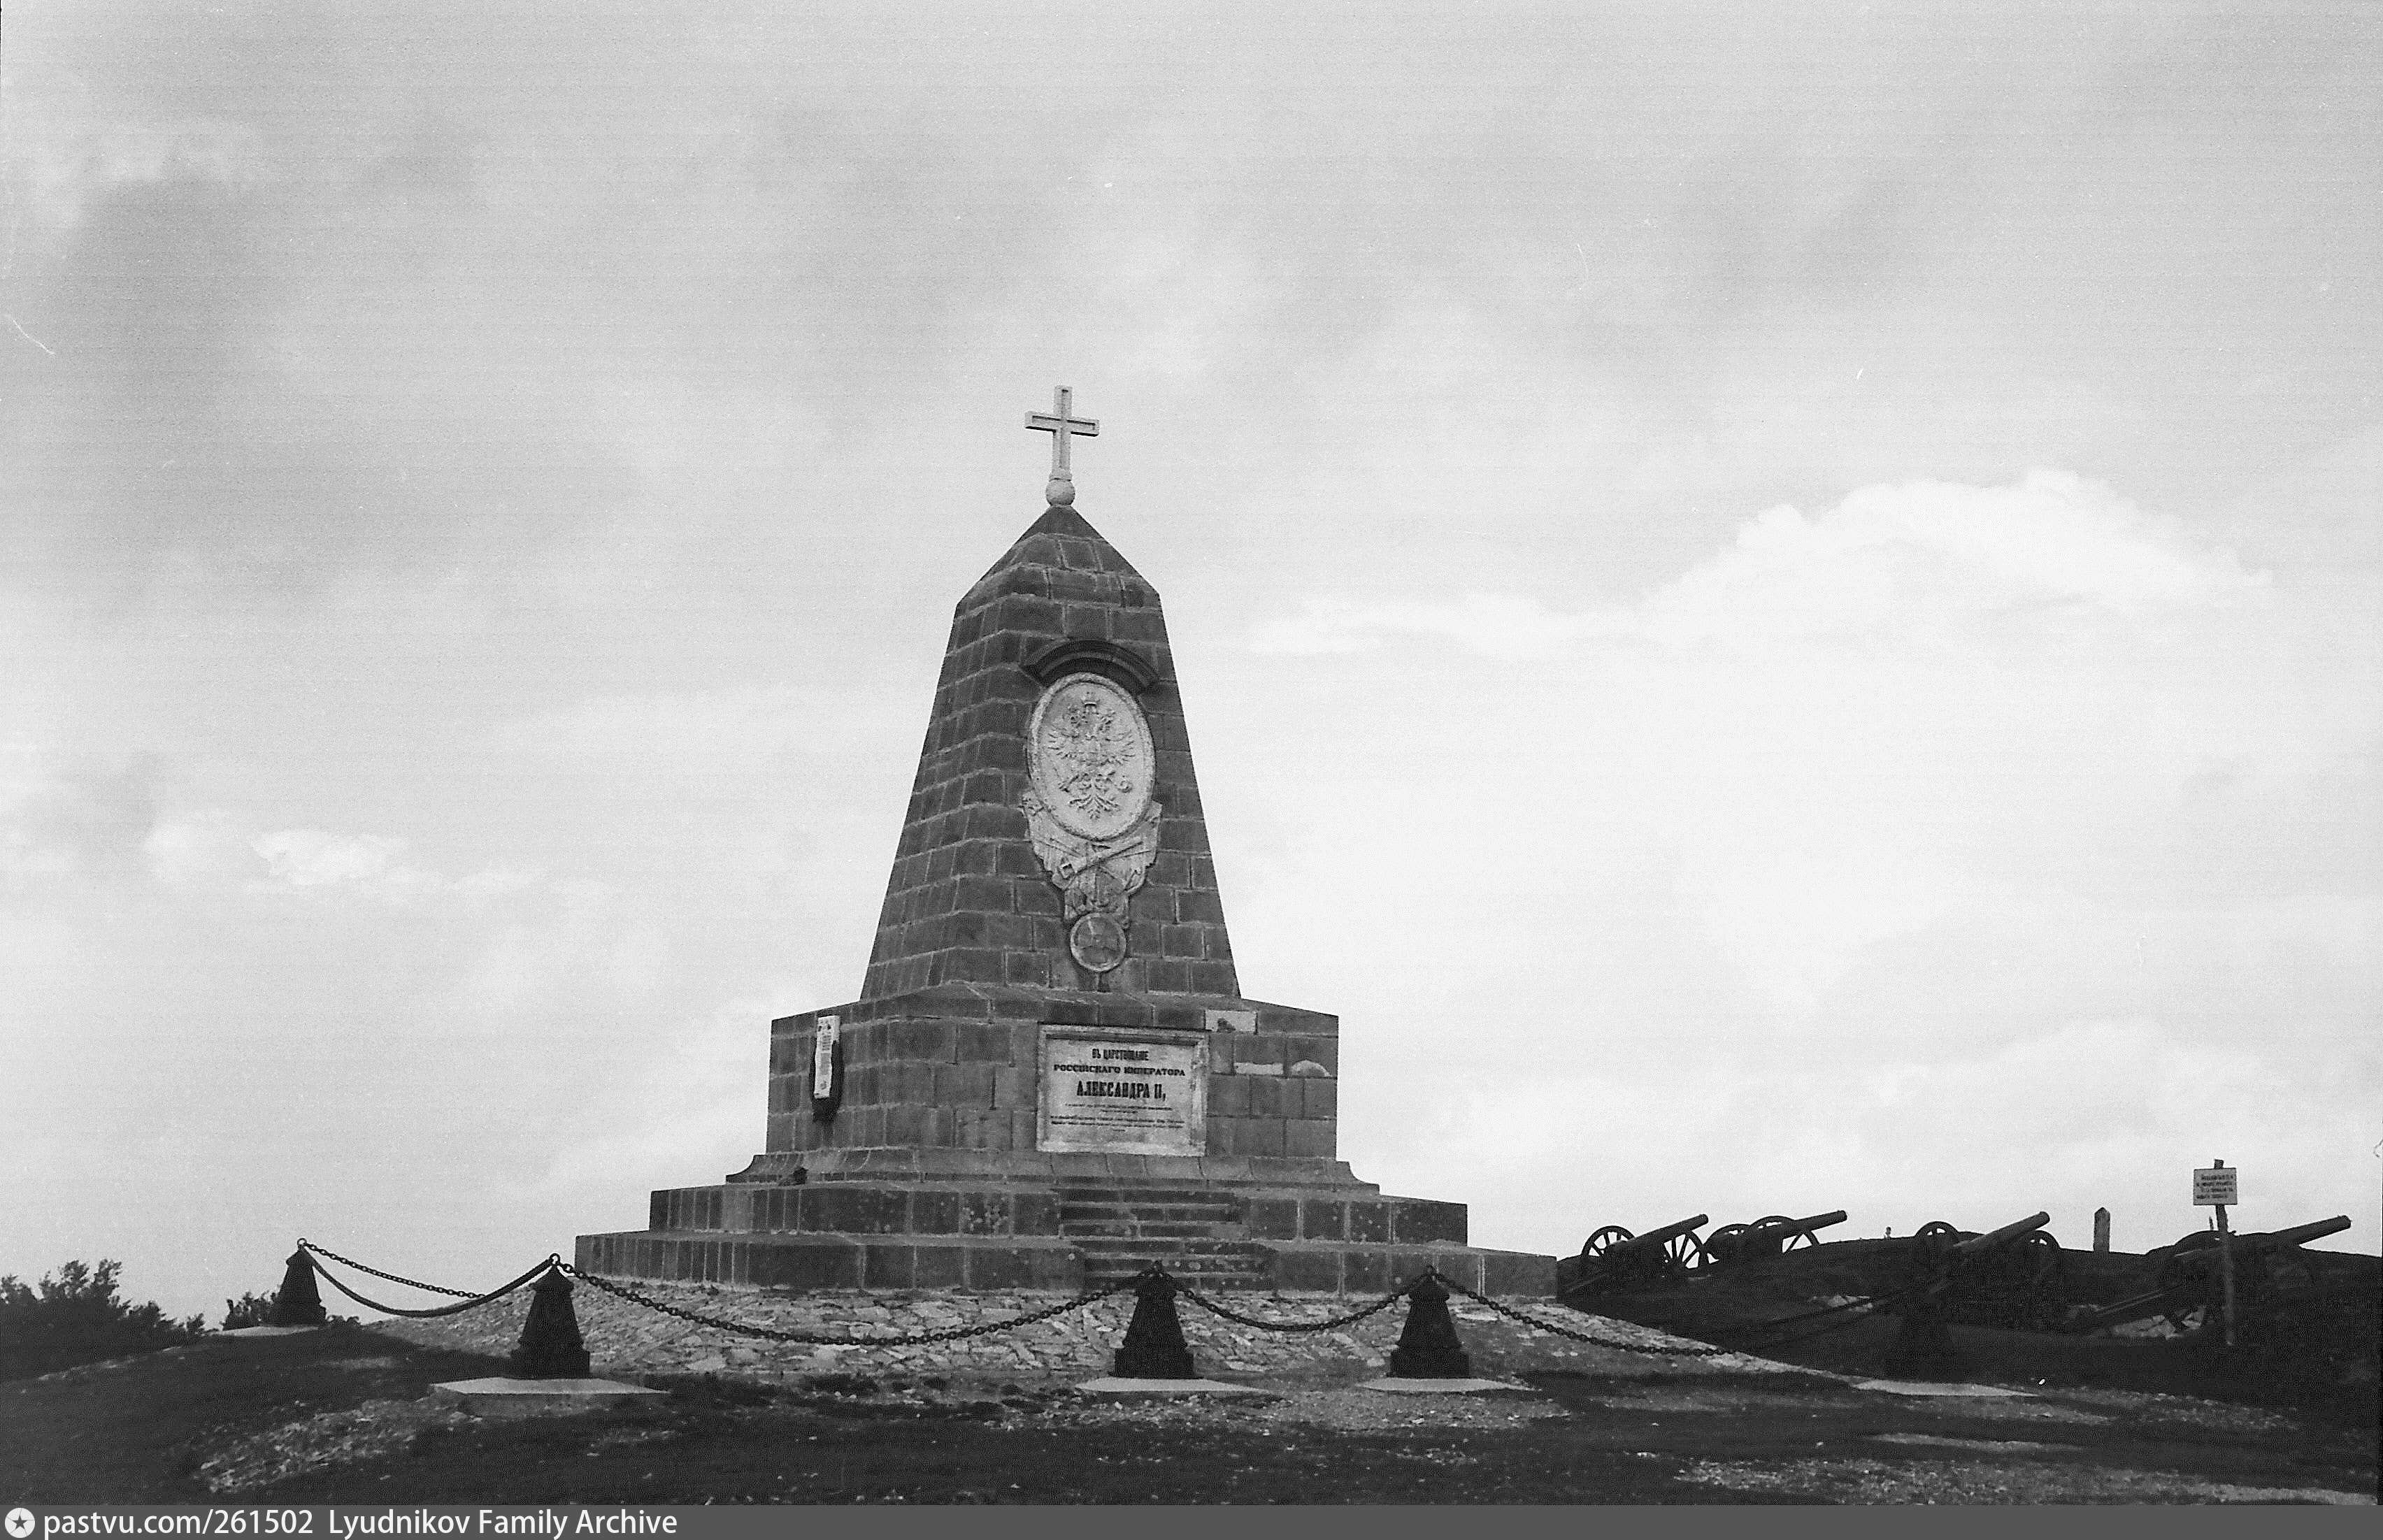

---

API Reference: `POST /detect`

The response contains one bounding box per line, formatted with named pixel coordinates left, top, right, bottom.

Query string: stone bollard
left=2093, top=1208, right=2111, bottom=1254
left=1388, top=1272, right=1473, bottom=1379
left=508, top=1267, right=592, bottom=1379
left=1112, top=1269, right=1196, bottom=1379
left=269, top=1248, right=329, bottom=1327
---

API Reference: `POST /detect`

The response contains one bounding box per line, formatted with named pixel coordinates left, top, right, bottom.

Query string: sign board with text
left=1038, top=1027, right=1207, bottom=1156
left=2193, top=1166, right=2238, bottom=1207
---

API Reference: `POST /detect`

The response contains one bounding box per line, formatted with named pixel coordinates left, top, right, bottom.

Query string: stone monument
left=575, top=389, right=1555, bottom=1297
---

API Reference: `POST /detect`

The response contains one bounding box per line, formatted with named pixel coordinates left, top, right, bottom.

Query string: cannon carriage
left=1703, top=1210, right=1848, bottom=1268
left=1880, top=1211, right=2063, bottom=1371
left=1557, top=1206, right=1856, bottom=1300
left=1555, top=1214, right=1709, bottom=1298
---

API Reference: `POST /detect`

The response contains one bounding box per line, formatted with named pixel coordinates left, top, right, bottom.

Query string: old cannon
left=1556, top=1214, right=1709, bottom=1298
left=2059, top=1214, right=2355, bottom=1337
left=1882, top=1211, right=2059, bottom=1373
left=2151, top=1215, right=2352, bottom=1329
left=2153, top=1215, right=2352, bottom=1288
left=1702, top=1210, right=1849, bottom=1268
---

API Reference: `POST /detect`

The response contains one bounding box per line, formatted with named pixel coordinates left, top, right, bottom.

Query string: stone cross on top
left=1025, top=386, right=1099, bottom=508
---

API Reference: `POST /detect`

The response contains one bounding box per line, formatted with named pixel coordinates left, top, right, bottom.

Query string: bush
left=0, top=1260, right=206, bottom=1382
left=220, top=1290, right=280, bottom=1331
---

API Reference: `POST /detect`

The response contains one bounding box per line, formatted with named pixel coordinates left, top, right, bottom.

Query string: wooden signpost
left=2194, top=1158, right=2238, bottom=1348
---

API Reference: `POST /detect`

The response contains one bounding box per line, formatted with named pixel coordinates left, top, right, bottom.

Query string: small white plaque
left=1038, top=1028, right=1207, bottom=1156
left=813, top=1016, right=840, bottom=1100
left=2192, top=1166, right=2238, bottom=1207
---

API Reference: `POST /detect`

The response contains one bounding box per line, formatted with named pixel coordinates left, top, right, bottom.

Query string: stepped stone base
left=576, top=1174, right=1557, bottom=1296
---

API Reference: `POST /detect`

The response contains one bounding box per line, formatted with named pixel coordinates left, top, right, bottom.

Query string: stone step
left=1085, top=1269, right=1270, bottom=1290
left=1072, top=1236, right=1261, bottom=1256
left=1082, top=1252, right=1268, bottom=1275
left=1060, top=1202, right=1237, bottom=1223
left=1054, top=1186, right=1243, bottom=1208
left=1061, top=1218, right=1247, bottom=1240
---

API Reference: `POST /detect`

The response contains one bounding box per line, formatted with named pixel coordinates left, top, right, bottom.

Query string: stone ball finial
left=1045, top=475, right=1076, bottom=507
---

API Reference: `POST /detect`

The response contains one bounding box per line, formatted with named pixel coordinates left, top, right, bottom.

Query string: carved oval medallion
left=1027, top=672, right=1156, bottom=842
left=1068, top=913, right=1129, bottom=974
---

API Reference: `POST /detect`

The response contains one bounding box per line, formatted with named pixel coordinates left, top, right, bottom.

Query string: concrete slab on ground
left=1075, top=1376, right=1274, bottom=1397
left=1854, top=1379, right=2035, bottom=1399
left=432, top=1376, right=671, bottom=1418
left=1356, top=1377, right=1534, bottom=1395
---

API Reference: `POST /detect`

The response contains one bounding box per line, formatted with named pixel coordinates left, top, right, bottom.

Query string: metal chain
left=559, top=1263, right=1136, bottom=1347
left=1438, top=1273, right=1736, bottom=1358
left=298, top=1239, right=489, bottom=1300
left=1175, top=1283, right=1408, bottom=1333
left=307, top=1253, right=561, bottom=1320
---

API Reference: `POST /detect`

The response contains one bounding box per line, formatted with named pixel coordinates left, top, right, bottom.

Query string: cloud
left=501, top=687, right=853, bottom=763
left=0, top=749, right=159, bottom=888
left=248, top=828, right=535, bottom=909
left=1251, top=593, right=1602, bottom=661
left=6, top=106, right=262, bottom=233
left=1638, top=470, right=2266, bottom=649
left=143, top=809, right=257, bottom=888
left=1239, top=468, right=2362, bottom=1031
left=1252, top=470, right=2266, bottom=661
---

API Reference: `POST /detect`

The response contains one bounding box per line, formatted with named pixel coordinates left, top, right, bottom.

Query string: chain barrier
left=558, top=1262, right=1136, bottom=1347
left=305, top=1249, right=561, bottom=1320
left=289, top=1237, right=1894, bottom=1364
left=298, top=1239, right=491, bottom=1300
left=1175, top=1281, right=1409, bottom=1333
left=1438, top=1272, right=1738, bottom=1358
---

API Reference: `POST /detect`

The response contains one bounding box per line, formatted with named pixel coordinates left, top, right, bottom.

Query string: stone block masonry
left=861, top=507, right=1236, bottom=1001
left=759, top=984, right=1346, bottom=1179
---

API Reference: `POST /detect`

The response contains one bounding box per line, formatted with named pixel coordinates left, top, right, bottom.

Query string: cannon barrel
left=1612, top=1213, right=1708, bottom=1251
left=1742, top=1209, right=1848, bottom=1238
left=2164, top=1215, right=2352, bottom=1272
left=2246, top=1214, right=2352, bottom=1251
left=1946, top=1211, right=2052, bottom=1257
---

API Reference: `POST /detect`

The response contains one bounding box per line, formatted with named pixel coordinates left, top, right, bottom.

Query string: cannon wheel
left=1580, top=1225, right=1635, bottom=1263
left=1661, top=1230, right=1705, bottom=1276
left=1915, top=1221, right=1961, bottom=1243
left=1703, top=1223, right=1748, bottom=1268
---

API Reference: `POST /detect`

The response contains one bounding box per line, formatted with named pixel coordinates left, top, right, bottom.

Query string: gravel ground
left=193, top=1397, right=472, bottom=1496
left=1672, top=1455, right=2373, bottom=1505
left=370, top=1279, right=1777, bottom=1386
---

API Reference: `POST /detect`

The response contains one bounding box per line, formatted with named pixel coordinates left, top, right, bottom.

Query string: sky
left=3, top=0, right=2377, bottom=1320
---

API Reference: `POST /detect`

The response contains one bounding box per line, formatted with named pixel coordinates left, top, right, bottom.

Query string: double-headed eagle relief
left=1022, top=672, right=1162, bottom=973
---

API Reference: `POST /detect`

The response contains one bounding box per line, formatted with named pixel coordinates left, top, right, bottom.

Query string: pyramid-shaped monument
left=577, top=392, right=1554, bottom=1295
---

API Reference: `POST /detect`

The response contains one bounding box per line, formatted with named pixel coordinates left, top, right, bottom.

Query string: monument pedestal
left=576, top=452, right=1555, bottom=1297
left=575, top=983, right=1555, bottom=1295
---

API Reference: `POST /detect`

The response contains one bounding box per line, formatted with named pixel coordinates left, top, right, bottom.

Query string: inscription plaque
left=1038, top=1027, right=1208, bottom=1156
